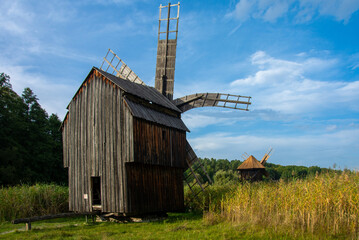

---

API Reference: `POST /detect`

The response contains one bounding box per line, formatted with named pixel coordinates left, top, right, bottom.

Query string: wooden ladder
left=184, top=141, right=213, bottom=199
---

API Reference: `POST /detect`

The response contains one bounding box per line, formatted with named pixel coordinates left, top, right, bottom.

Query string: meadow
left=1, top=171, right=358, bottom=239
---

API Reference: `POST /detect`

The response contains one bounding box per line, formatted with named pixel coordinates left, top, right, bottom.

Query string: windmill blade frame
left=173, top=93, right=251, bottom=112
left=100, top=48, right=146, bottom=85
left=154, top=2, right=180, bottom=100
left=260, top=147, right=274, bottom=165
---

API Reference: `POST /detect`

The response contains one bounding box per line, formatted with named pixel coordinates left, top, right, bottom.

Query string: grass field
left=0, top=184, right=68, bottom=222
left=0, top=212, right=350, bottom=240
left=1, top=172, right=358, bottom=239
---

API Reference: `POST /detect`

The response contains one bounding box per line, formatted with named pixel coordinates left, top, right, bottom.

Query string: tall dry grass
left=205, top=171, right=359, bottom=237
left=0, top=184, right=68, bottom=222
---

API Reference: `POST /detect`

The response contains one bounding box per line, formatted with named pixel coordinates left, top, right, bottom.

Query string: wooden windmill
left=237, top=148, right=273, bottom=181
left=62, top=2, right=251, bottom=216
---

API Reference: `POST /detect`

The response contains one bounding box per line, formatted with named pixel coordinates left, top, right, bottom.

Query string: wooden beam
left=12, top=212, right=97, bottom=224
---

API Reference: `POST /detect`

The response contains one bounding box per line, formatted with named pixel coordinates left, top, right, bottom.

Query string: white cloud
left=2, top=63, right=74, bottom=119
left=230, top=51, right=359, bottom=115
left=227, top=0, right=359, bottom=24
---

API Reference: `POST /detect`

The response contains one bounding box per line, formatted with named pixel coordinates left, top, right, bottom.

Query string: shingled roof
left=64, top=67, right=188, bottom=132
left=237, top=155, right=265, bottom=170
left=125, top=98, right=189, bottom=132
left=95, top=67, right=181, bottom=113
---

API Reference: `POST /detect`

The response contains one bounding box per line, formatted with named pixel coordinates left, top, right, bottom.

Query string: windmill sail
left=260, top=147, right=273, bottom=165
left=173, top=93, right=251, bottom=112
left=184, top=140, right=213, bottom=198
left=100, top=48, right=145, bottom=85
left=155, top=2, right=180, bottom=100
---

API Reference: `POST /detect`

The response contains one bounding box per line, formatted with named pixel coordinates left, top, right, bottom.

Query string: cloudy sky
left=1, top=0, right=359, bottom=169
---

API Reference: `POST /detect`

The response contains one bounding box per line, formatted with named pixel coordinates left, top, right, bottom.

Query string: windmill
left=100, top=2, right=251, bottom=196
left=237, top=147, right=273, bottom=181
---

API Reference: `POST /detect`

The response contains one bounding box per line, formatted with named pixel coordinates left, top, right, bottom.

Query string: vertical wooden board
left=116, top=90, right=123, bottom=212
left=67, top=117, right=70, bottom=168
left=86, top=83, right=91, bottom=212
left=129, top=106, right=134, bottom=164
left=67, top=106, right=73, bottom=211
left=88, top=78, right=94, bottom=177
left=120, top=96, right=125, bottom=212
left=79, top=89, right=83, bottom=212
left=97, top=77, right=104, bottom=210
left=109, top=85, right=115, bottom=211
left=72, top=99, right=77, bottom=212
left=105, top=81, right=111, bottom=212
left=113, top=88, right=118, bottom=212
left=71, top=103, right=76, bottom=212
left=101, top=79, right=107, bottom=212
left=105, top=82, right=111, bottom=211
left=78, top=92, right=83, bottom=212
left=87, top=82, right=92, bottom=210
left=74, top=98, right=79, bottom=212
left=93, top=77, right=99, bottom=177
left=79, top=94, right=84, bottom=212
left=123, top=105, right=130, bottom=212
left=83, top=87, right=88, bottom=212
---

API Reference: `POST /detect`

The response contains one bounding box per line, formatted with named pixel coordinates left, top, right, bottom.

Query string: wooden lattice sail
left=100, top=48, right=145, bottom=85
left=184, top=141, right=213, bottom=198
left=174, top=93, right=251, bottom=112
left=154, top=2, right=180, bottom=100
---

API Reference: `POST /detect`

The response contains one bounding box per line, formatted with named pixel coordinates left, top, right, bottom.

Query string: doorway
left=91, top=177, right=101, bottom=206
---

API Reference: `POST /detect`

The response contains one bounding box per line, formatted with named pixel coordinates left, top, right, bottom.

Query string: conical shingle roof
left=237, top=155, right=265, bottom=170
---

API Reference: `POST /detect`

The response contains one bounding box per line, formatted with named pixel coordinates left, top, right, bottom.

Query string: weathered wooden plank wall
left=132, top=118, right=186, bottom=168
left=126, top=163, right=184, bottom=214
left=62, top=71, right=129, bottom=213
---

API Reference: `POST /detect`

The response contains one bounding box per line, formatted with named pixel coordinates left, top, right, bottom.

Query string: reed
left=0, top=184, right=68, bottom=222
left=205, top=171, right=359, bottom=237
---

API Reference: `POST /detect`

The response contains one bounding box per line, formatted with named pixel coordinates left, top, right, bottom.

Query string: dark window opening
left=91, top=177, right=101, bottom=205
left=162, top=130, right=166, bottom=140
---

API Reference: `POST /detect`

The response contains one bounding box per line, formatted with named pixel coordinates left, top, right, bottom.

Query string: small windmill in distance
left=237, top=148, right=274, bottom=181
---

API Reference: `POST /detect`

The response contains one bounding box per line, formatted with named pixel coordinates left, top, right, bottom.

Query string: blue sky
left=1, top=0, right=359, bottom=169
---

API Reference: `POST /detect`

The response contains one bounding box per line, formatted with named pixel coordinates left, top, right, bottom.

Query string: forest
left=0, top=72, right=335, bottom=187
left=0, top=73, right=66, bottom=186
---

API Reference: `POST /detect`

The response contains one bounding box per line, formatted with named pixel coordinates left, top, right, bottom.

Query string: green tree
left=0, top=74, right=67, bottom=185
left=0, top=74, right=28, bottom=185
left=214, top=170, right=239, bottom=185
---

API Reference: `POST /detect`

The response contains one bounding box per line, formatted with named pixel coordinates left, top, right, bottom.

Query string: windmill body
left=61, top=2, right=251, bottom=215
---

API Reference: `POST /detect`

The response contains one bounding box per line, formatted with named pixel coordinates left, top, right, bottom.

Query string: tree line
left=0, top=73, right=67, bottom=186
left=185, top=157, right=339, bottom=185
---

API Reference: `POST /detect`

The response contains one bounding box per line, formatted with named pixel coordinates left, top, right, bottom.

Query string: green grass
left=0, top=212, right=348, bottom=240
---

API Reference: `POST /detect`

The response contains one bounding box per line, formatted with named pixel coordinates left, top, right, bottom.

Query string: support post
left=25, top=222, right=31, bottom=231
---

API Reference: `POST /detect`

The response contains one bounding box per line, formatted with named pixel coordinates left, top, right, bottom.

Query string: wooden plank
left=109, top=85, right=115, bottom=211
left=81, top=85, right=86, bottom=212
left=98, top=77, right=104, bottom=210
left=94, top=77, right=99, bottom=177
left=117, top=90, right=123, bottom=212
left=12, top=212, right=97, bottom=224
left=68, top=105, right=73, bottom=211
left=74, top=97, right=79, bottom=212
left=79, top=90, right=84, bottom=212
